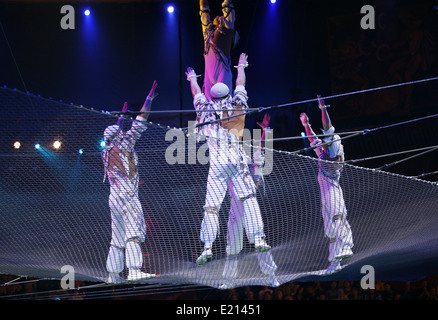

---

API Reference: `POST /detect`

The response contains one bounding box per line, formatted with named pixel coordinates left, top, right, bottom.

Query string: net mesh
left=1, top=86, right=438, bottom=289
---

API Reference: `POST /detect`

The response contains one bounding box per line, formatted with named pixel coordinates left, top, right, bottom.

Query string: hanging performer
left=186, top=53, right=271, bottom=267
left=102, top=81, right=158, bottom=283
left=300, top=95, right=354, bottom=275
left=200, top=0, right=239, bottom=100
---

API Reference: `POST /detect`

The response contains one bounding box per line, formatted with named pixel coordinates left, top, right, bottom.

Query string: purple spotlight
left=84, top=9, right=90, bottom=16
left=167, top=5, right=175, bottom=13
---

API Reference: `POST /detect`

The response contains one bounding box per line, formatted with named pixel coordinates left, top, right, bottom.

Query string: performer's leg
left=125, top=237, right=142, bottom=270
left=257, top=252, right=277, bottom=275
left=257, top=252, right=280, bottom=287
left=323, top=213, right=353, bottom=260
left=331, top=214, right=353, bottom=260
left=226, top=180, right=245, bottom=256
left=241, top=196, right=268, bottom=250
left=222, top=255, right=239, bottom=280
left=231, top=166, right=270, bottom=252
left=220, top=181, right=244, bottom=287
left=126, top=237, right=156, bottom=281
left=197, top=164, right=228, bottom=265
left=107, top=193, right=126, bottom=283
left=319, top=178, right=353, bottom=275
left=118, top=193, right=154, bottom=281
left=108, top=193, right=126, bottom=249
left=124, top=195, right=146, bottom=244
left=106, top=245, right=125, bottom=283
left=320, top=177, right=353, bottom=262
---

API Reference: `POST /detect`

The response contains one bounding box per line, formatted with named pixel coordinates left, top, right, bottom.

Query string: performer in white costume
left=199, top=0, right=238, bottom=100
left=300, top=96, right=354, bottom=275
left=221, top=113, right=279, bottom=289
left=186, top=53, right=270, bottom=267
left=102, top=81, right=158, bottom=283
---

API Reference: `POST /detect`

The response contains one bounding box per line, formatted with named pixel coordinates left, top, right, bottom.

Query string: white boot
left=106, top=246, right=125, bottom=284
left=219, top=280, right=236, bottom=290
left=196, top=246, right=213, bottom=266
left=125, top=240, right=155, bottom=281
left=323, top=260, right=342, bottom=276
left=255, top=236, right=271, bottom=252
left=127, top=269, right=156, bottom=282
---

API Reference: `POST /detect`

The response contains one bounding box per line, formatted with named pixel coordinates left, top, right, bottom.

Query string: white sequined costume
left=310, top=126, right=354, bottom=262
left=194, top=86, right=267, bottom=253
left=102, top=117, right=148, bottom=276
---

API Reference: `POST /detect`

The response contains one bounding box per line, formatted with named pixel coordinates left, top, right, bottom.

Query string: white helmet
left=103, top=125, right=121, bottom=144
left=210, top=82, right=230, bottom=99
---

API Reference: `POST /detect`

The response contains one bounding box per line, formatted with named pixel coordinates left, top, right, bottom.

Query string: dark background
left=1, top=0, right=438, bottom=179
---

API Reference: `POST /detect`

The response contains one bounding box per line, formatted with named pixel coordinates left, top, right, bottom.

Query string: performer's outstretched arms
left=318, top=95, right=332, bottom=131
left=300, top=112, right=318, bottom=144
left=186, top=67, right=203, bottom=98
left=139, top=80, right=158, bottom=120
left=235, top=53, right=248, bottom=88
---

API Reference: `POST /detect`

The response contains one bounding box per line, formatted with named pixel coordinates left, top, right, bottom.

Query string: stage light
left=35, top=144, right=41, bottom=150
left=167, top=5, right=175, bottom=13
left=100, top=140, right=106, bottom=148
left=53, top=140, right=62, bottom=149
left=13, top=141, right=21, bottom=149
left=78, top=149, right=84, bottom=155
left=84, top=9, right=90, bottom=16
left=270, top=0, right=277, bottom=4
left=301, top=132, right=306, bottom=137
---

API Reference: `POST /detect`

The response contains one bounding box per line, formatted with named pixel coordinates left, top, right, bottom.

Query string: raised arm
left=235, top=53, right=248, bottom=88
left=138, top=80, right=158, bottom=120
left=186, top=67, right=202, bottom=98
left=318, top=95, right=332, bottom=131
left=300, top=112, right=318, bottom=144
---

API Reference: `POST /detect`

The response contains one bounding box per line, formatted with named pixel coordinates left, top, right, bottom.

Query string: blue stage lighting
left=167, top=5, right=175, bottom=13
left=35, top=144, right=41, bottom=150
left=78, top=149, right=84, bottom=155
left=270, top=0, right=277, bottom=3
left=84, top=9, right=90, bottom=16
left=100, top=140, right=106, bottom=148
